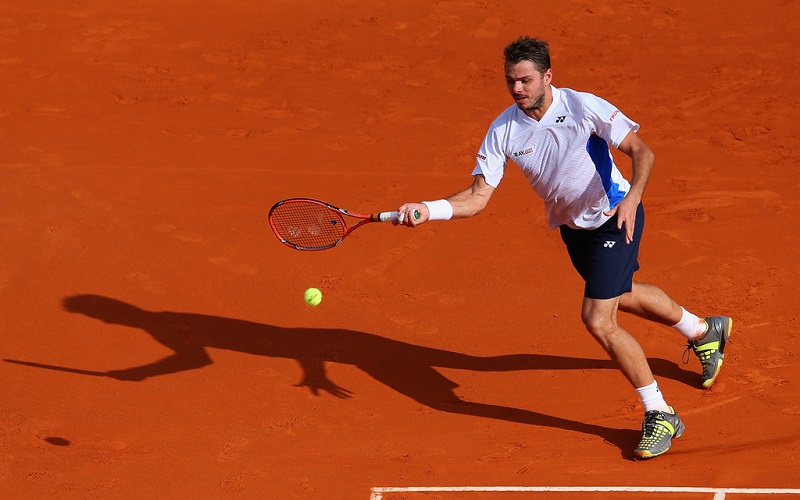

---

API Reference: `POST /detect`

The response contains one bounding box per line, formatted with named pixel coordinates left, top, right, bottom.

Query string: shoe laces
left=682, top=339, right=715, bottom=365
left=681, top=342, right=695, bottom=365
left=642, top=411, right=663, bottom=437
left=683, top=320, right=712, bottom=364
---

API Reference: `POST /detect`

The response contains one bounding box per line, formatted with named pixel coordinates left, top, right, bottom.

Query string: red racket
left=268, top=198, right=418, bottom=251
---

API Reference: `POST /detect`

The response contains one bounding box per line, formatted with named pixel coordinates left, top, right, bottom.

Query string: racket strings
left=270, top=201, right=346, bottom=250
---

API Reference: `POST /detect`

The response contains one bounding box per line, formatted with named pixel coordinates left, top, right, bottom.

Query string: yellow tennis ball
left=304, top=287, right=322, bottom=307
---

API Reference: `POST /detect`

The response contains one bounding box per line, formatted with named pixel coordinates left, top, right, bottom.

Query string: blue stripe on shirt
left=586, top=134, right=626, bottom=209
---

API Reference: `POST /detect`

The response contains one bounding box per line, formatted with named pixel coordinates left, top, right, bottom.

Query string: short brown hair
left=503, top=37, right=551, bottom=72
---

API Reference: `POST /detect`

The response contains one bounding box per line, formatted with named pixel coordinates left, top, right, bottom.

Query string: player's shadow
left=37, top=295, right=698, bottom=458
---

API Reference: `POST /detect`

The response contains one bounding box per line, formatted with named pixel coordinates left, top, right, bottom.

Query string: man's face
left=505, top=60, right=551, bottom=112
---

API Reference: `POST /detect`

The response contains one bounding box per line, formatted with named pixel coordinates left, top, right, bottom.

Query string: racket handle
left=379, top=209, right=420, bottom=223
left=377, top=211, right=400, bottom=222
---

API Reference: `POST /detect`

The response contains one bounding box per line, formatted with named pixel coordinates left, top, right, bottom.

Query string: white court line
left=369, top=486, right=800, bottom=499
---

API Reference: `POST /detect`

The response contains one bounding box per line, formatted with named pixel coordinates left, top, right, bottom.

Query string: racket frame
left=268, top=197, right=398, bottom=251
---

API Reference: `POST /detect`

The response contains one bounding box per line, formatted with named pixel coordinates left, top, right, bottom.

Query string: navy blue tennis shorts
left=559, top=203, right=644, bottom=300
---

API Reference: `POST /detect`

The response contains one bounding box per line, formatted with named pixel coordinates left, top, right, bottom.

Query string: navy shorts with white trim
left=559, top=203, right=644, bottom=300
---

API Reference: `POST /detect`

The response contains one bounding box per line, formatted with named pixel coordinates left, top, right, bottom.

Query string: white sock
left=671, top=307, right=706, bottom=340
left=635, top=380, right=670, bottom=412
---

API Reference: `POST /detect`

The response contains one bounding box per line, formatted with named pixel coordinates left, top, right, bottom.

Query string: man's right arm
left=397, top=174, right=496, bottom=226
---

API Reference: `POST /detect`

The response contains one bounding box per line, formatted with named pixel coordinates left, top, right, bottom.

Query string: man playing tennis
left=397, top=36, right=732, bottom=459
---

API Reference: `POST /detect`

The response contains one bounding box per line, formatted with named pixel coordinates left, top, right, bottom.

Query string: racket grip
left=378, top=211, right=400, bottom=222
left=383, top=209, right=420, bottom=223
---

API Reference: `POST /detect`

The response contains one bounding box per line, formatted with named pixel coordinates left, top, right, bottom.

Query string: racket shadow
left=34, top=294, right=696, bottom=458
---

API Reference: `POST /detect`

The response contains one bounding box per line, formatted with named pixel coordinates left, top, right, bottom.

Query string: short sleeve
left=581, top=93, right=639, bottom=148
left=471, top=118, right=510, bottom=188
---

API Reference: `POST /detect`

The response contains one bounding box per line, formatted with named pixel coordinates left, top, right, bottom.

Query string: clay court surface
left=2, top=0, right=800, bottom=498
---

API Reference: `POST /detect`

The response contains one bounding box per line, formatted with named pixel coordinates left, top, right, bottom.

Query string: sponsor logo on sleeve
left=512, top=147, right=534, bottom=158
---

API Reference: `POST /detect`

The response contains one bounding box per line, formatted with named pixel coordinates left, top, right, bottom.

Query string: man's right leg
left=580, top=295, right=684, bottom=459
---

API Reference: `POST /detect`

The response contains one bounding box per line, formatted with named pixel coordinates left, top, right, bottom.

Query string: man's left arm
left=606, top=130, right=655, bottom=244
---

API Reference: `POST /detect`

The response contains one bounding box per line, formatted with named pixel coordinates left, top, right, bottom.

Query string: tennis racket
left=268, top=198, right=418, bottom=251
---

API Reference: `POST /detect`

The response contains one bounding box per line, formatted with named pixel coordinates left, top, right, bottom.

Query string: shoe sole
left=702, top=317, right=733, bottom=389
left=635, top=449, right=666, bottom=459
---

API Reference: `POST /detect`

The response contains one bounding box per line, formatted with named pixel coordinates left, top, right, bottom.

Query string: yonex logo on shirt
left=555, top=116, right=566, bottom=123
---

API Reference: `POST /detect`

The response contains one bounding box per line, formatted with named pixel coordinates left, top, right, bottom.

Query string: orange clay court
left=2, top=1, right=800, bottom=498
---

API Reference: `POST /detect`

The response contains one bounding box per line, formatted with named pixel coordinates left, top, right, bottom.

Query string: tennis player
left=397, top=36, right=732, bottom=459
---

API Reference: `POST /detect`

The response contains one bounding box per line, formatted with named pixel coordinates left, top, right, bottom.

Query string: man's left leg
left=618, top=282, right=733, bottom=388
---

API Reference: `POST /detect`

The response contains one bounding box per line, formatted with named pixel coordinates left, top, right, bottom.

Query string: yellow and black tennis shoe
left=686, top=316, right=733, bottom=389
left=634, top=406, right=685, bottom=459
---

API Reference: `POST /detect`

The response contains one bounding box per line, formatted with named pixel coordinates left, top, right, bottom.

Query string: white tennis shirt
left=472, top=85, right=639, bottom=230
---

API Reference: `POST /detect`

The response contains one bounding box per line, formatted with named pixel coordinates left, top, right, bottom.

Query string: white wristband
left=422, top=199, right=453, bottom=221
